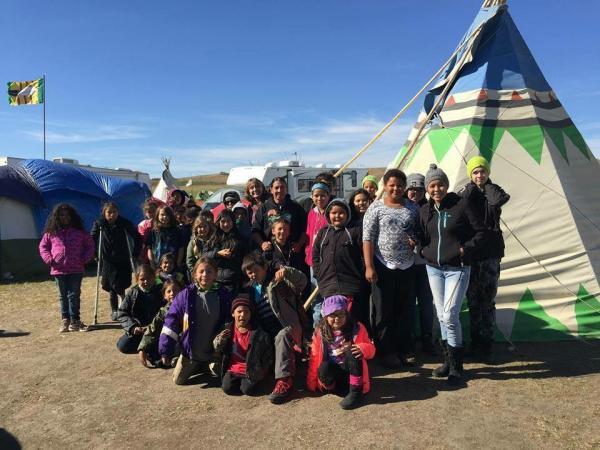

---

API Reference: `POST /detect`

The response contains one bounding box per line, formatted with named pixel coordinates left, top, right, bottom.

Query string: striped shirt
left=252, top=283, right=281, bottom=336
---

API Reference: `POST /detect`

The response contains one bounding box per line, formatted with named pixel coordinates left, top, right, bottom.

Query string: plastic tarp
left=22, top=159, right=151, bottom=232
left=0, top=164, right=44, bottom=206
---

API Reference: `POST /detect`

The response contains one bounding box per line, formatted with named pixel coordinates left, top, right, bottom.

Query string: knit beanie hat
left=466, top=155, right=491, bottom=178
left=361, top=175, right=378, bottom=188
left=406, top=173, right=425, bottom=190
left=424, top=164, right=449, bottom=188
left=321, top=295, right=348, bottom=317
left=231, top=296, right=255, bottom=314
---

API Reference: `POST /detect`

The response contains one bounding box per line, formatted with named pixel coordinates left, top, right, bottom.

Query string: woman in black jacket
left=419, top=164, right=487, bottom=385
left=461, top=156, right=510, bottom=362
left=91, top=202, right=141, bottom=320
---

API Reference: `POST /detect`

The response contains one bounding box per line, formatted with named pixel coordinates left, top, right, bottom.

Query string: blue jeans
left=55, top=273, right=84, bottom=321
left=426, top=265, right=470, bottom=348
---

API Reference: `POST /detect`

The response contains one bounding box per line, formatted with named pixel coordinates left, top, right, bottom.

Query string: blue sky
left=1, top=1, right=599, bottom=177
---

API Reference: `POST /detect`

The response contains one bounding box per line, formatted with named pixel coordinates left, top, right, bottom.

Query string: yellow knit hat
left=466, top=156, right=491, bottom=177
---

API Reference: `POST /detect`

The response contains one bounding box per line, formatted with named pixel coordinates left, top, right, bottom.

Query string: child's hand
left=161, top=356, right=171, bottom=367
left=261, top=241, right=273, bottom=251
left=133, top=326, right=145, bottom=336
left=365, top=266, right=378, bottom=284
left=407, top=238, right=416, bottom=250
left=274, top=267, right=286, bottom=283
left=139, top=350, right=150, bottom=368
left=350, top=344, right=363, bottom=359
left=290, top=242, right=302, bottom=253
left=217, top=249, right=233, bottom=258
left=216, top=328, right=231, bottom=343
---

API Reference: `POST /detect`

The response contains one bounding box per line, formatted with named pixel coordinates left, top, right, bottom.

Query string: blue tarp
left=0, top=164, right=44, bottom=206
left=20, top=159, right=150, bottom=233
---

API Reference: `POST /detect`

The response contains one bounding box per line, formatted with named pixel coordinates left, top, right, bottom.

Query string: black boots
left=433, top=341, right=464, bottom=386
left=432, top=340, right=450, bottom=378
left=340, top=385, right=363, bottom=410
left=447, top=345, right=464, bottom=386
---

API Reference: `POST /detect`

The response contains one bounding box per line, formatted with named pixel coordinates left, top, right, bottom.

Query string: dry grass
left=1, top=277, right=599, bottom=449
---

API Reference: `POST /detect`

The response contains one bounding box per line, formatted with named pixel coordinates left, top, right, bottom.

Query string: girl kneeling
left=307, top=295, right=375, bottom=410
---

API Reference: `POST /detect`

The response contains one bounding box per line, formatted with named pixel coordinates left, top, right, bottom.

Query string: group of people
left=38, top=155, right=509, bottom=409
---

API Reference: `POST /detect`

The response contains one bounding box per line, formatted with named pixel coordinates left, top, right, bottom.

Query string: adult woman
left=363, top=169, right=419, bottom=368
left=251, top=177, right=307, bottom=255
left=419, top=164, right=487, bottom=385
left=245, top=178, right=269, bottom=223
left=461, top=156, right=510, bottom=363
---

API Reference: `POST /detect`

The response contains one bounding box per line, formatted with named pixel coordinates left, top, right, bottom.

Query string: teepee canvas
left=389, top=1, right=600, bottom=341
left=152, top=157, right=178, bottom=201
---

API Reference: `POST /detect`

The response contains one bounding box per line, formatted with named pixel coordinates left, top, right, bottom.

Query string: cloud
left=22, top=124, right=149, bottom=144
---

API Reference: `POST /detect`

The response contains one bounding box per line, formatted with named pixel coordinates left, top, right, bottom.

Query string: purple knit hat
left=321, top=295, right=348, bottom=317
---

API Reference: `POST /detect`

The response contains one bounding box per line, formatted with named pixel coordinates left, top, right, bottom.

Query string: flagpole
left=43, top=73, right=46, bottom=160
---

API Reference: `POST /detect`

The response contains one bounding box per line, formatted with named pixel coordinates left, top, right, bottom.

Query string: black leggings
left=317, top=349, right=362, bottom=392
left=221, top=371, right=259, bottom=396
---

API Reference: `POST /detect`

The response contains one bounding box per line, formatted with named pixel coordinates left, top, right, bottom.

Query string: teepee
left=388, top=1, right=600, bottom=341
left=152, top=157, right=178, bottom=201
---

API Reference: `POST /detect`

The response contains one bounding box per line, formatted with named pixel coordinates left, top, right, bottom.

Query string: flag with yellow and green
left=7, top=78, right=44, bottom=105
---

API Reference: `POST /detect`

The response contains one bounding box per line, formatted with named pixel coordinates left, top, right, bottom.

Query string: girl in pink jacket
left=39, top=203, right=95, bottom=333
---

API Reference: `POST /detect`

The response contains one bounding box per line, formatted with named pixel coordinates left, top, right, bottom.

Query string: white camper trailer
left=226, top=161, right=368, bottom=201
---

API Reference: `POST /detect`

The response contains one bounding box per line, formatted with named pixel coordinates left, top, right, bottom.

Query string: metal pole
left=93, top=228, right=103, bottom=325
left=124, top=231, right=136, bottom=273
left=43, top=74, right=46, bottom=160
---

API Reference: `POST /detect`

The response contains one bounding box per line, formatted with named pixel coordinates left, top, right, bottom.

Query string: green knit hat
left=362, top=174, right=378, bottom=187
left=466, top=156, right=491, bottom=178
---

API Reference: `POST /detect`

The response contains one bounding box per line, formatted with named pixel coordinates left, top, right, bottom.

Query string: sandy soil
left=1, top=276, right=599, bottom=449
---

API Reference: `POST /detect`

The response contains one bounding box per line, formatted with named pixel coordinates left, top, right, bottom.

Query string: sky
left=1, top=0, right=599, bottom=178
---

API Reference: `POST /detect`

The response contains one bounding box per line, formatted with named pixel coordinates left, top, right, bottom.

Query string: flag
left=186, top=178, right=193, bottom=187
left=7, top=78, right=44, bottom=105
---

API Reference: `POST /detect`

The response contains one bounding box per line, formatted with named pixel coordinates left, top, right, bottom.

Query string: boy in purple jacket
left=159, top=257, right=231, bottom=385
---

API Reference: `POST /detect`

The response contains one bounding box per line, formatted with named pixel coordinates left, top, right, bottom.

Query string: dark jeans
left=116, top=334, right=142, bottom=354
left=371, top=260, right=416, bottom=356
left=350, top=280, right=372, bottom=337
left=317, top=349, right=363, bottom=392
left=414, top=264, right=434, bottom=340
left=109, top=289, right=124, bottom=313
left=222, top=371, right=259, bottom=396
left=55, top=273, right=84, bottom=321
left=467, top=258, right=501, bottom=343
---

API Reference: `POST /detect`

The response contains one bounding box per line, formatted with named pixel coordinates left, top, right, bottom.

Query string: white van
left=226, top=161, right=368, bottom=201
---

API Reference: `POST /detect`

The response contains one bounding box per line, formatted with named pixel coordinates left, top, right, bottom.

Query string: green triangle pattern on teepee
left=467, top=125, right=505, bottom=163
left=506, top=125, right=545, bottom=164
left=427, top=126, right=466, bottom=163
left=563, top=125, right=591, bottom=160
left=575, top=284, right=600, bottom=337
left=544, top=127, right=568, bottom=163
left=510, top=288, right=573, bottom=341
left=390, top=144, right=408, bottom=168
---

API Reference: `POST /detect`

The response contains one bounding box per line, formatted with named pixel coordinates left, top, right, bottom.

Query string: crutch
left=93, top=227, right=103, bottom=325
left=124, top=231, right=136, bottom=273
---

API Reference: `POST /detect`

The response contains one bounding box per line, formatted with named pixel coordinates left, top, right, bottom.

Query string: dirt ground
left=1, top=276, right=599, bottom=450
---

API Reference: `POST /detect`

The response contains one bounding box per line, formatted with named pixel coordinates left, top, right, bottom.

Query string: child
left=242, top=251, right=307, bottom=404
left=91, top=202, right=142, bottom=321
left=200, top=208, right=215, bottom=224
left=116, top=264, right=165, bottom=354
left=156, top=252, right=186, bottom=286
left=205, top=210, right=243, bottom=293
left=39, top=203, right=95, bottom=332
left=186, top=215, right=216, bottom=275
left=138, top=199, right=158, bottom=246
left=244, top=178, right=269, bottom=223
left=348, top=188, right=372, bottom=228
left=363, top=169, right=419, bottom=369
left=232, top=201, right=253, bottom=245
left=213, top=297, right=274, bottom=396
left=312, top=199, right=367, bottom=332
left=307, top=295, right=375, bottom=410
left=305, top=182, right=331, bottom=326
left=138, top=279, right=182, bottom=367
left=264, top=217, right=306, bottom=273
left=361, top=175, right=379, bottom=200
left=159, top=257, right=232, bottom=385
left=167, top=189, right=187, bottom=209
left=146, top=205, right=185, bottom=271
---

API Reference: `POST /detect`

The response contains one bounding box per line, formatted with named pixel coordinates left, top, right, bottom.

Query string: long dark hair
left=317, top=310, right=355, bottom=344
left=348, top=188, right=371, bottom=219
left=215, top=209, right=239, bottom=249
left=44, top=203, right=85, bottom=234
left=153, top=205, right=176, bottom=231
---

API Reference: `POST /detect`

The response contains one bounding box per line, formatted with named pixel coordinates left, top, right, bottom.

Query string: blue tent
left=22, top=159, right=151, bottom=233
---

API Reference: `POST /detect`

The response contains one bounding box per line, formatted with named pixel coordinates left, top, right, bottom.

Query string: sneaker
left=68, top=320, right=89, bottom=332
left=59, top=318, right=70, bottom=333
left=268, top=377, right=293, bottom=404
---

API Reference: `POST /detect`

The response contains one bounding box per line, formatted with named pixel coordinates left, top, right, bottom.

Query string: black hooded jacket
left=252, top=194, right=307, bottom=244
left=312, top=199, right=364, bottom=298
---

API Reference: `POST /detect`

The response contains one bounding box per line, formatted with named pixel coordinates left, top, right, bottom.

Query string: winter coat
left=213, top=322, right=274, bottom=383
left=263, top=239, right=307, bottom=273
left=146, top=226, right=184, bottom=266
left=138, top=304, right=169, bottom=353
left=459, top=180, right=510, bottom=260
left=158, top=284, right=232, bottom=359
left=307, top=321, right=375, bottom=394
left=252, top=195, right=307, bottom=245
left=39, top=228, right=95, bottom=276
left=117, top=284, right=165, bottom=335
left=419, top=193, right=487, bottom=267
left=312, top=199, right=364, bottom=298
left=246, top=266, right=308, bottom=347
left=305, top=207, right=329, bottom=267
left=200, top=232, right=243, bottom=290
